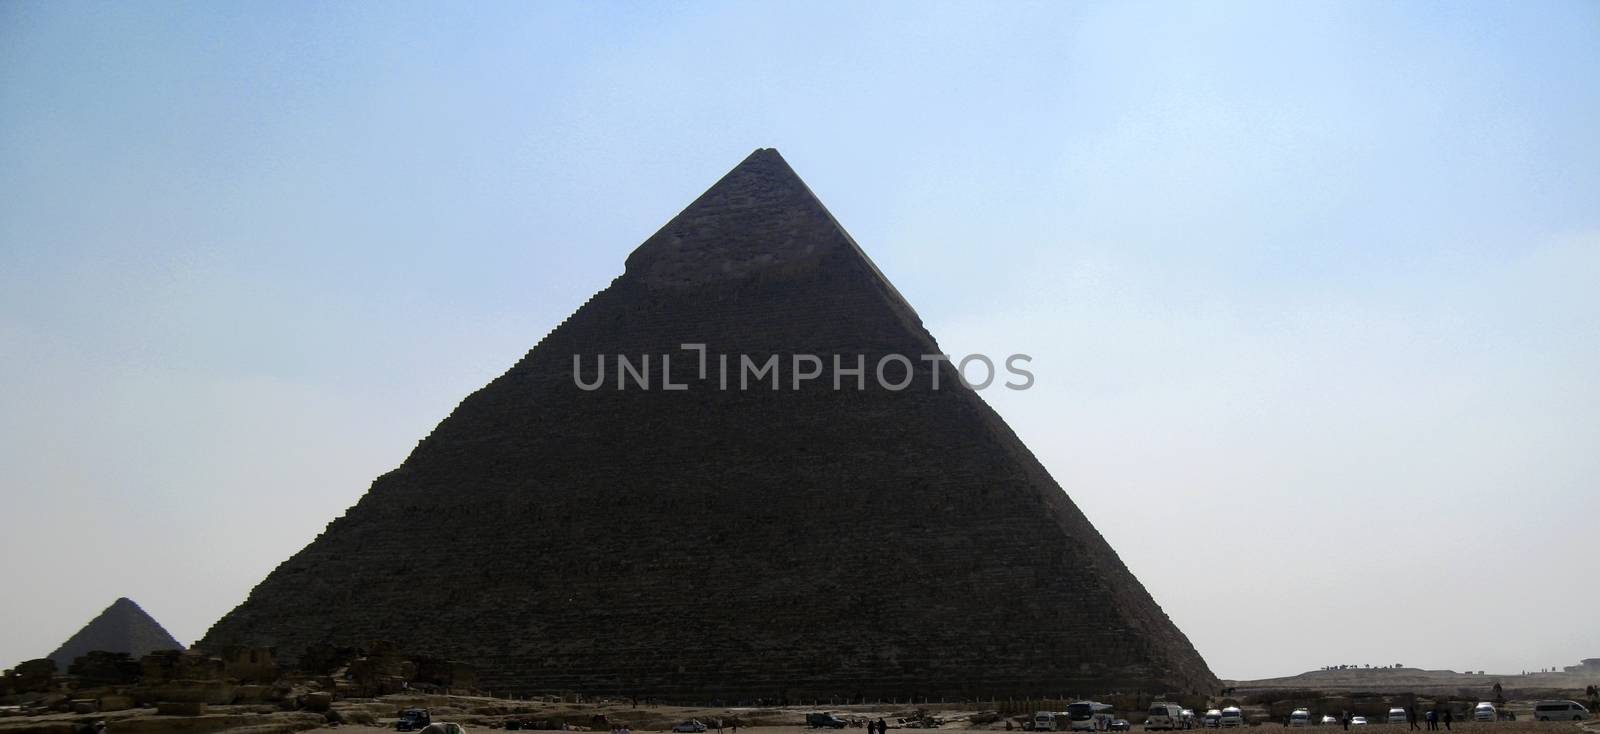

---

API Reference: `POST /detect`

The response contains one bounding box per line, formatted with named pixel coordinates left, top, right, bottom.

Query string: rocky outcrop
left=198, top=149, right=1219, bottom=700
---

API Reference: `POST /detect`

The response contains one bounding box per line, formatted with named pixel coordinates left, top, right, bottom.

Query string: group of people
left=863, top=719, right=890, bottom=734
left=1412, top=707, right=1452, bottom=731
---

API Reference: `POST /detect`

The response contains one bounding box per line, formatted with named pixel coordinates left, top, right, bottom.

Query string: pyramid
left=47, top=597, right=184, bottom=669
left=199, top=149, right=1218, bottom=699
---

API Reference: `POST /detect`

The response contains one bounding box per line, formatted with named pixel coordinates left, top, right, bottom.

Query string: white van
left=1148, top=703, right=1185, bottom=731
left=1472, top=703, right=1495, bottom=722
left=1034, top=712, right=1057, bottom=732
left=1387, top=709, right=1408, bottom=724
left=1533, top=701, right=1589, bottom=721
left=1220, top=708, right=1244, bottom=728
left=1289, top=710, right=1310, bottom=727
left=1203, top=710, right=1222, bottom=728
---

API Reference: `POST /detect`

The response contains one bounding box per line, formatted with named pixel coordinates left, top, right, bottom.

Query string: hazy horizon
left=3, top=1, right=1597, bottom=681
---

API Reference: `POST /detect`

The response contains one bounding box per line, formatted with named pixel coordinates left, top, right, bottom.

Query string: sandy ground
left=329, top=722, right=1596, bottom=734
left=3, top=697, right=1593, bottom=734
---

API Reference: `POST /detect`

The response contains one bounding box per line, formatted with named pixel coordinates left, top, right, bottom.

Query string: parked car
left=806, top=714, right=848, bottom=730
left=1533, top=701, right=1590, bottom=721
left=1289, top=710, right=1310, bottom=727
left=1349, top=717, right=1368, bottom=727
left=1387, top=709, right=1408, bottom=725
left=1110, top=721, right=1131, bottom=732
left=1181, top=711, right=1198, bottom=729
left=1203, top=711, right=1222, bottom=728
left=397, top=710, right=432, bottom=732
left=1319, top=717, right=1337, bottom=725
left=1219, top=708, right=1244, bottom=728
left=674, top=721, right=709, bottom=733
left=1473, top=704, right=1495, bottom=722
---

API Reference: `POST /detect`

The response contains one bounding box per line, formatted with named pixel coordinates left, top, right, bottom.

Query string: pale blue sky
left=2, top=1, right=1597, bottom=679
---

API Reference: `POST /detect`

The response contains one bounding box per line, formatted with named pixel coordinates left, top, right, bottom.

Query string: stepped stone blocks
left=198, top=149, right=1219, bottom=700
left=67, top=651, right=142, bottom=687
left=47, top=598, right=185, bottom=671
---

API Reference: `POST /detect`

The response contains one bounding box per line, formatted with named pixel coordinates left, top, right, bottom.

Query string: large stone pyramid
left=200, top=149, right=1218, bottom=700
left=48, top=597, right=184, bottom=669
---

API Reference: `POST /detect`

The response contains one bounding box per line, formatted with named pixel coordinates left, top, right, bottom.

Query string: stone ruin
left=197, top=148, right=1220, bottom=701
left=67, top=652, right=141, bottom=688
left=2, top=640, right=477, bottom=714
left=2, top=659, right=60, bottom=696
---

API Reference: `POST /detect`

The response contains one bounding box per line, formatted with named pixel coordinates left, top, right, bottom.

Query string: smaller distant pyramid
left=47, top=597, right=184, bottom=669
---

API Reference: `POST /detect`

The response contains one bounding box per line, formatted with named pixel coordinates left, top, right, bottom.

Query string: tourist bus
left=1067, top=702, right=1115, bottom=731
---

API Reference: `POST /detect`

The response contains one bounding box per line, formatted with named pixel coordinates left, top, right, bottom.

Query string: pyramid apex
left=618, top=148, right=919, bottom=323
left=622, top=148, right=850, bottom=288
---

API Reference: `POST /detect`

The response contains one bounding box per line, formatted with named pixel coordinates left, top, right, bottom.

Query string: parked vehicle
left=1067, top=702, right=1115, bottom=732
left=1033, top=713, right=1058, bottom=732
left=1349, top=717, right=1368, bottom=727
left=397, top=710, right=432, bottom=732
left=1387, top=709, right=1407, bottom=724
left=1533, top=701, right=1590, bottom=721
left=1473, top=704, right=1495, bottom=722
left=1203, top=711, right=1222, bottom=728
left=1319, top=717, right=1337, bottom=725
left=1148, top=703, right=1185, bottom=731
left=805, top=715, right=847, bottom=730
left=1289, top=710, right=1310, bottom=727
left=674, top=721, right=709, bottom=733
left=1110, top=721, right=1130, bottom=732
left=1219, top=708, right=1244, bottom=728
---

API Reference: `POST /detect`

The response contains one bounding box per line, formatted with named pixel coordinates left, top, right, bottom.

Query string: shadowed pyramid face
left=199, top=149, right=1218, bottom=700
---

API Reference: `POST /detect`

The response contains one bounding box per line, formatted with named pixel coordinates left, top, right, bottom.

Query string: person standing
left=1442, top=710, right=1452, bottom=731
left=1425, top=709, right=1437, bottom=731
left=1408, top=707, right=1419, bottom=731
